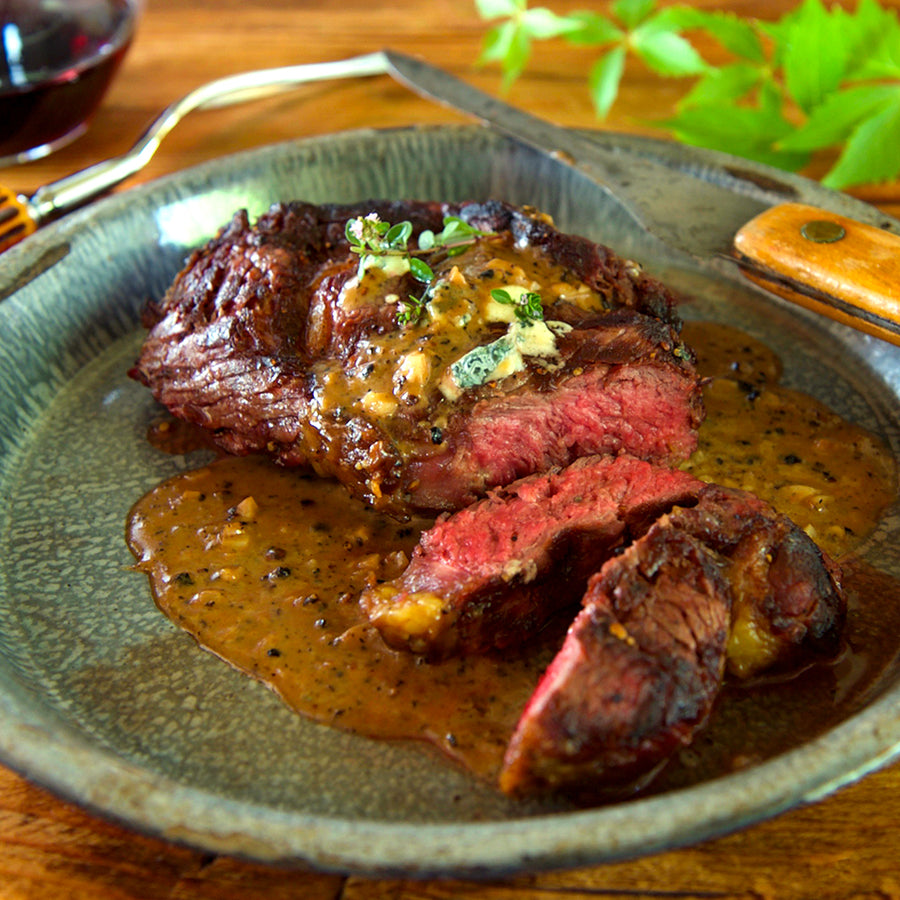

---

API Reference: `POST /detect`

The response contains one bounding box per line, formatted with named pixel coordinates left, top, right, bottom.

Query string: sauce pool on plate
left=127, top=321, right=898, bottom=788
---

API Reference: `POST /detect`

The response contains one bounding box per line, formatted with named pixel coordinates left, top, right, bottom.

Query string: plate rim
left=2, top=123, right=899, bottom=877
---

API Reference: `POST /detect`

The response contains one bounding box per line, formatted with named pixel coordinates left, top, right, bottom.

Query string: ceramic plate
left=1, top=125, right=900, bottom=877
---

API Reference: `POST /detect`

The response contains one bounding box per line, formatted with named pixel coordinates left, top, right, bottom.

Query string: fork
left=0, top=52, right=388, bottom=253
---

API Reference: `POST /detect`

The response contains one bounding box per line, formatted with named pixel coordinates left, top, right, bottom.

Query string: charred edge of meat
left=660, top=483, right=845, bottom=679
left=449, top=200, right=682, bottom=326
left=498, top=481, right=846, bottom=797
left=499, top=527, right=731, bottom=798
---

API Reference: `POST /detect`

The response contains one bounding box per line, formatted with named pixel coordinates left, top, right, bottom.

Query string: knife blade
left=382, top=50, right=900, bottom=346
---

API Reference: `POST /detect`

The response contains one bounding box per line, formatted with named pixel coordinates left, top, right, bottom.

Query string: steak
left=499, top=482, right=845, bottom=796
left=130, top=199, right=702, bottom=516
left=359, top=454, right=705, bottom=659
left=499, top=527, right=731, bottom=796
left=660, top=483, right=845, bottom=678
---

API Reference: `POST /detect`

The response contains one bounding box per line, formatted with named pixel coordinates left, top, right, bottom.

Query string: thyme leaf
left=491, top=287, right=545, bottom=324
left=344, top=213, right=493, bottom=325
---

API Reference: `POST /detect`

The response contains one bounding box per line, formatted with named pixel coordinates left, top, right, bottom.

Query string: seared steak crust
left=661, top=483, right=845, bottom=676
left=131, top=199, right=702, bottom=516
left=500, top=527, right=731, bottom=795
left=499, top=481, right=845, bottom=795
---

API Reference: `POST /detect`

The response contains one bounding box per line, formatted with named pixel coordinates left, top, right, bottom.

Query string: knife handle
left=733, top=202, right=900, bottom=346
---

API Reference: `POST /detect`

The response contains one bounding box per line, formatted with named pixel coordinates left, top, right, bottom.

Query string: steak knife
left=381, top=50, right=900, bottom=346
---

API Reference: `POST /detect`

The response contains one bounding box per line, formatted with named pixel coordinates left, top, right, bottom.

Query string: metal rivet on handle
left=801, top=219, right=846, bottom=243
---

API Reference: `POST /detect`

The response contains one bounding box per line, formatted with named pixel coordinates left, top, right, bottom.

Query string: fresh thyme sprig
left=344, top=213, right=492, bottom=324
left=491, top=287, right=545, bottom=324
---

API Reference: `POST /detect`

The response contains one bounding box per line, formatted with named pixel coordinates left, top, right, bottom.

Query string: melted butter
left=129, top=320, right=899, bottom=788
left=318, top=237, right=607, bottom=438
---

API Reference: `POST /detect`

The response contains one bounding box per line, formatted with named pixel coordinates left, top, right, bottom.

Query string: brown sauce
left=127, top=460, right=552, bottom=778
left=126, top=320, right=899, bottom=790
left=681, top=321, right=896, bottom=560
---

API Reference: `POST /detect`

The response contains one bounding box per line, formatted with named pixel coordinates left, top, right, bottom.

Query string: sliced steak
left=359, top=454, right=705, bottom=659
left=130, top=199, right=701, bottom=516
left=499, top=482, right=845, bottom=796
left=403, top=309, right=702, bottom=511
left=661, top=484, right=845, bottom=678
left=500, top=527, right=731, bottom=796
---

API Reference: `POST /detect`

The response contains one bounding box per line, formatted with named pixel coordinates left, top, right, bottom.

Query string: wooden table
left=2, top=1, right=900, bottom=896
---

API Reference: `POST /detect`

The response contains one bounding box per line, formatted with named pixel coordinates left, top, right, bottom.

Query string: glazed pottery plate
left=1, top=125, right=899, bottom=877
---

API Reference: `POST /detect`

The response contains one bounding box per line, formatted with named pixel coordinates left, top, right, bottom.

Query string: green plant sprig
left=345, top=214, right=492, bottom=324
left=491, top=287, right=545, bottom=324
left=475, top=0, right=900, bottom=189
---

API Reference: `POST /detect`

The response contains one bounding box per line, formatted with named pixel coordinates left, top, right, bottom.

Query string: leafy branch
left=475, top=0, right=900, bottom=188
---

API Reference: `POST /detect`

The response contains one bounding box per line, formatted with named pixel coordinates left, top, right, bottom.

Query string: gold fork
left=0, top=52, right=387, bottom=253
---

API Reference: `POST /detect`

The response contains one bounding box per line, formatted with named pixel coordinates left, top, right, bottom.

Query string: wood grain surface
left=2, top=0, right=900, bottom=897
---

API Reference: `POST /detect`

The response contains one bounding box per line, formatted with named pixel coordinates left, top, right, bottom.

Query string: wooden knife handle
left=733, top=202, right=900, bottom=346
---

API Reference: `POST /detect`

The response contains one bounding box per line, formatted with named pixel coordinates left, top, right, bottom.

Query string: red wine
left=0, top=0, right=138, bottom=163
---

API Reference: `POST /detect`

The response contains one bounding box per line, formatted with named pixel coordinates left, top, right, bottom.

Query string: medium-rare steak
left=499, top=527, right=731, bottom=796
left=359, top=454, right=705, bottom=659
left=130, top=199, right=703, bottom=516
left=499, top=481, right=845, bottom=796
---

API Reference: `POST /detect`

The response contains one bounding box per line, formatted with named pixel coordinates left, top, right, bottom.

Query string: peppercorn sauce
left=127, top=320, right=898, bottom=787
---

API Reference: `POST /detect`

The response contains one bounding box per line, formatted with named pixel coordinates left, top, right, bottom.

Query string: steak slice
left=499, top=482, right=845, bottom=796
left=403, top=309, right=703, bottom=512
left=661, top=484, right=845, bottom=678
left=359, top=455, right=705, bottom=659
left=500, top=527, right=731, bottom=796
left=130, top=199, right=702, bottom=516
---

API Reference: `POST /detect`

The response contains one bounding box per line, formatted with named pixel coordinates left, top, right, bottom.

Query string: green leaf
left=845, top=0, right=900, bottom=80
left=345, top=219, right=362, bottom=247
left=662, top=102, right=810, bottom=170
left=409, top=257, right=435, bottom=284
left=385, top=221, right=412, bottom=248
left=589, top=47, right=627, bottom=118
left=631, top=22, right=709, bottom=77
left=838, top=0, right=900, bottom=79
left=780, top=0, right=852, bottom=113
left=778, top=84, right=900, bottom=152
left=656, top=8, right=764, bottom=62
left=612, top=0, right=656, bottom=30
left=479, top=20, right=516, bottom=63
left=479, top=19, right=533, bottom=88
left=490, top=288, right=544, bottom=323
left=822, top=97, right=900, bottom=188
left=521, top=7, right=584, bottom=39
left=679, top=63, right=762, bottom=108
left=475, top=0, right=523, bottom=19
left=564, top=11, right=624, bottom=46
